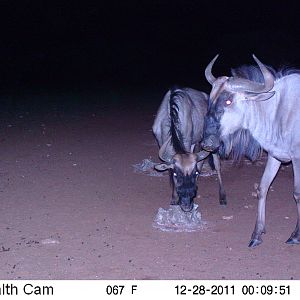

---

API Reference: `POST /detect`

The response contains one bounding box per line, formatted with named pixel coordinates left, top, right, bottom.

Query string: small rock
left=222, top=215, right=233, bottom=220
left=41, top=238, right=60, bottom=245
left=251, top=192, right=258, bottom=197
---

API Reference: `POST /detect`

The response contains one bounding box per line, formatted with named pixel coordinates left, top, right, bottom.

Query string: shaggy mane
left=231, top=64, right=300, bottom=83
left=219, top=129, right=262, bottom=162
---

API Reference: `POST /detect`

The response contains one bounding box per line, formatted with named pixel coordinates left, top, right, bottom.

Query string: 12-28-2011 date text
left=175, top=284, right=291, bottom=296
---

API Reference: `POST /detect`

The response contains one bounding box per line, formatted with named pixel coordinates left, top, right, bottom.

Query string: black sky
left=1, top=0, right=299, bottom=92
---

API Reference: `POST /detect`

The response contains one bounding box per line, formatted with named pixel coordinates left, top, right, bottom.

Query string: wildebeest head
left=201, top=54, right=275, bottom=159
left=155, top=137, right=209, bottom=212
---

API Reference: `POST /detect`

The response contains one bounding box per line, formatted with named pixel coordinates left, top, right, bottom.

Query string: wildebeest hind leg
left=286, top=160, right=300, bottom=244
left=286, top=203, right=300, bottom=244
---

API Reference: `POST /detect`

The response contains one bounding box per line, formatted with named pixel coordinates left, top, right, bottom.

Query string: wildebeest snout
left=201, top=135, right=220, bottom=152
left=177, top=184, right=197, bottom=212
left=179, top=197, right=194, bottom=212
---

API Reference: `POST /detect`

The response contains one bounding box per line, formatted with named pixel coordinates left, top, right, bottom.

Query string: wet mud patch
left=153, top=204, right=208, bottom=232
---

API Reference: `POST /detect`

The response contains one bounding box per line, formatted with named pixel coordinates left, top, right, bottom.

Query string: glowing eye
left=225, top=99, right=232, bottom=106
left=195, top=171, right=199, bottom=176
left=173, top=172, right=177, bottom=177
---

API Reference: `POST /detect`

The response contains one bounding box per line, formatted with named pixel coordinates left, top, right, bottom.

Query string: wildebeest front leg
left=171, top=184, right=179, bottom=205
left=168, top=170, right=178, bottom=205
left=212, top=153, right=227, bottom=206
left=249, top=155, right=281, bottom=248
left=286, top=159, right=300, bottom=244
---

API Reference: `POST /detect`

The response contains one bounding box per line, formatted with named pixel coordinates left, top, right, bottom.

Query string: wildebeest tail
left=169, top=87, right=186, bottom=153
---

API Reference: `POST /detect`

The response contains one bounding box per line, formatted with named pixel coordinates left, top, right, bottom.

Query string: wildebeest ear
left=154, top=163, right=173, bottom=172
left=245, top=91, right=275, bottom=102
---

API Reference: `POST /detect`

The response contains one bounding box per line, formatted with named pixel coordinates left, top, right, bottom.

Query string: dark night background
left=0, top=0, right=299, bottom=99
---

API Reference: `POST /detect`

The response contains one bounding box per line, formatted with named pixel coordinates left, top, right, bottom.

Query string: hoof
left=248, top=238, right=262, bottom=248
left=285, top=237, right=300, bottom=245
left=219, top=198, right=227, bottom=206
left=219, top=200, right=227, bottom=207
left=219, top=193, right=227, bottom=206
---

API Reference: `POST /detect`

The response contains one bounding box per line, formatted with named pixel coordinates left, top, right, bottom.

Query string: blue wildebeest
left=152, top=87, right=226, bottom=212
left=202, top=54, right=300, bottom=247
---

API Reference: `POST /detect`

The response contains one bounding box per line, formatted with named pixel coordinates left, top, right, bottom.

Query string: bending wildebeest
left=202, top=54, right=300, bottom=247
left=152, top=87, right=226, bottom=212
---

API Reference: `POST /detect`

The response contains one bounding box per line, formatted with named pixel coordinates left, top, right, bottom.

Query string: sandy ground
left=0, top=90, right=299, bottom=280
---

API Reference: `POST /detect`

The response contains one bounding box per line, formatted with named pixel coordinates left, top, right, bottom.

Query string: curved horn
left=196, top=150, right=210, bottom=162
left=228, top=55, right=274, bottom=93
left=158, top=136, right=174, bottom=163
left=252, top=54, right=274, bottom=92
left=205, top=54, right=219, bottom=85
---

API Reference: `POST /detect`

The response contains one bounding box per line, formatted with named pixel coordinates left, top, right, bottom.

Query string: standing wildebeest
left=153, top=87, right=226, bottom=212
left=202, top=54, right=300, bottom=247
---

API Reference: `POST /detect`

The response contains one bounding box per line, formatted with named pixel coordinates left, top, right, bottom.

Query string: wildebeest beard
left=219, top=128, right=262, bottom=162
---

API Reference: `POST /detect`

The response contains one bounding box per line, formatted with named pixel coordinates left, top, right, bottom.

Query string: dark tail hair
left=169, top=87, right=186, bottom=154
